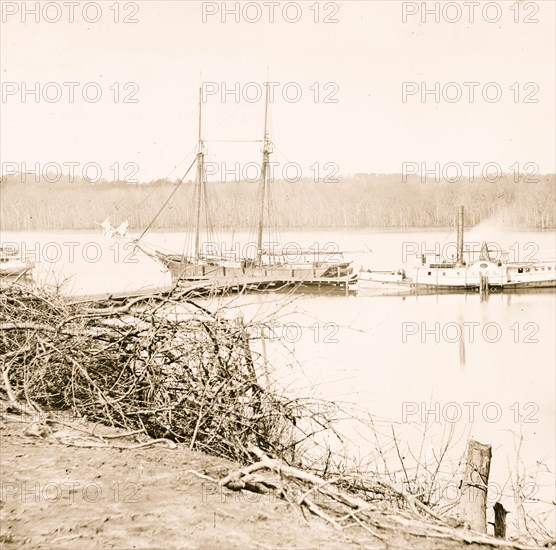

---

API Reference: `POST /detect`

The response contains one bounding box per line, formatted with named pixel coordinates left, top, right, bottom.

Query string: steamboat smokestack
left=457, top=206, right=464, bottom=266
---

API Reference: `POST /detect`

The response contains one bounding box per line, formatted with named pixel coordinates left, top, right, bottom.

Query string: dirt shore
left=0, top=414, right=512, bottom=549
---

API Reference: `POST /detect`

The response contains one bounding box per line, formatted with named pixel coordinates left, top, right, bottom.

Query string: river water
left=2, top=227, right=555, bottom=533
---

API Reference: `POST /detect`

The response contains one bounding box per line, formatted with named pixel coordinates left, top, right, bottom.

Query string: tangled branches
left=188, top=446, right=537, bottom=550
left=0, top=284, right=304, bottom=463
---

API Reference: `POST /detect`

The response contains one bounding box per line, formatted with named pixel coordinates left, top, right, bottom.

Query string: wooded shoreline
left=2, top=173, right=554, bottom=230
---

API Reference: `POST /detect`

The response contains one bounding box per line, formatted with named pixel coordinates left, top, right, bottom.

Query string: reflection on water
left=230, top=288, right=555, bottom=535
left=2, top=228, right=555, bottom=533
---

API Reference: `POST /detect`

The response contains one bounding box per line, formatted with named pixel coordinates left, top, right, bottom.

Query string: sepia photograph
left=1, top=1, right=555, bottom=548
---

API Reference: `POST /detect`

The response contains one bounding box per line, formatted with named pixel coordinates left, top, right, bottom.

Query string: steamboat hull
left=502, top=279, right=556, bottom=289
left=359, top=273, right=556, bottom=292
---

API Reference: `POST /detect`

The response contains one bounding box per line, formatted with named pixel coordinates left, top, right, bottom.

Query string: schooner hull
left=157, top=254, right=354, bottom=285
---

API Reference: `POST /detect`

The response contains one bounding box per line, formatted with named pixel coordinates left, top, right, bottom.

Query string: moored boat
left=158, top=248, right=354, bottom=283
left=502, top=259, right=556, bottom=289
left=359, top=207, right=556, bottom=292
left=132, top=83, right=355, bottom=290
left=0, top=244, right=34, bottom=281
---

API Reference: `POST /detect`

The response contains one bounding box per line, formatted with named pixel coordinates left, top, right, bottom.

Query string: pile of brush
left=0, top=284, right=307, bottom=463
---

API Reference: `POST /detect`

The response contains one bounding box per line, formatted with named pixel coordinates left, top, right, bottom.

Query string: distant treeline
left=1, top=173, right=554, bottom=231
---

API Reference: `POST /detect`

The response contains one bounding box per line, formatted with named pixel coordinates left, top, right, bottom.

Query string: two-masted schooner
left=134, top=83, right=355, bottom=291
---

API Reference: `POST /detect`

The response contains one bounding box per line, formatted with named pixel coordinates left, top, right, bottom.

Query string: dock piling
left=458, top=439, right=492, bottom=533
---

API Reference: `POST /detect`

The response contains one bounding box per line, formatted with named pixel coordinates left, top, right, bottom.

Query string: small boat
left=360, top=207, right=556, bottom=292
left=0, top=244, right=34, bottom=281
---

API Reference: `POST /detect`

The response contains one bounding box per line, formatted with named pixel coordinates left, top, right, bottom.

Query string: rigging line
left=248, top=177, right=262, bottom=255
left=182, top=177, right=197, bottom=257
left=137, top=156, right=198, bottom=242
left=164, top=143, right=200, bottom=180
left=112, top=143, right=199, bottom=221
left=140, top=105, right=198, bottom=175
left=105, top=142, right=199, bottom=224
left=203, top=179, right=215, bottom=248
left=273, top=143, right=293, bottom=166
left=267, top=177, right=280, bottom=249
left=205, top=139, right=263, bottom=143
left=207, top=182, right=219, bottom=240
left=204, top=101, right=248, bottom=140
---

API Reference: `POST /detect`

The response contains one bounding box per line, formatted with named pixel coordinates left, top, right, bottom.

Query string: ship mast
left=456, top=205, right=464, bottom=266
left=194, top=86, right=205, bottom=262
left=256, top=82, right=272, bottom=262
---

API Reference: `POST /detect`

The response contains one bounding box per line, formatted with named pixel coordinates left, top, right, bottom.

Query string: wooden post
left=493, top=501, right=509, bottom=539
left=459, top=439, right=492, bottom=533
left=479, top=274, right=489, bottom=300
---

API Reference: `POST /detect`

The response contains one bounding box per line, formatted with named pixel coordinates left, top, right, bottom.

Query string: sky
left=1, top=0, right=555, bottom=182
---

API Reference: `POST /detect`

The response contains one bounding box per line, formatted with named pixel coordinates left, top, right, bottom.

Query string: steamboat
left=360, top=207, right=556, bottom=292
